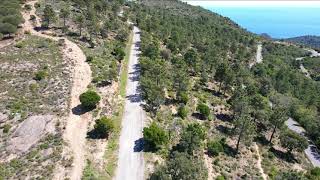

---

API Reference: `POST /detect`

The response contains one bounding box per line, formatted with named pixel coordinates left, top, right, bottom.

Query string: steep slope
left=128, top=0, right=319, bottom=179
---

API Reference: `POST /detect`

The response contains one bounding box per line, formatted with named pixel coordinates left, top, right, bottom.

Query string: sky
left=183, top=1, right=320, bottom=7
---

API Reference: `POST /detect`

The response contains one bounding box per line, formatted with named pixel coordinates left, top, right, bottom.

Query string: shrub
left=94, top=116, right=114, bottom=138
left=177, top=105, right=188, bottom=119
left=15, top=42, right=24, bottom=48
left=58, top=39, right=65, bottom=46
left=86, top=56, right=94, bottom=62
left=143, top=122, right=168, bottom=150
left=24, top=4, right=32, bottom=11
left=112, top=46, right=125, bottom=61
left=207, top=140, right=224, bottom=156
left=0, top=33, right=3, bottom=40
left=3, top=124, right=11, bottom=134
left=196, top=103, right=210, bottom=119
left=216, top=175, right=225, bottom=180
left=79, top=90, right=101, bottom=109
left=30, top=15, right=36, bottom=20
left=41, top=21, right=49, bottom=28
left=34, top=2, right=41, bottom=8
left=34, top=70, right=47, bottom=81
left=177, top=91, right=189, bottom=104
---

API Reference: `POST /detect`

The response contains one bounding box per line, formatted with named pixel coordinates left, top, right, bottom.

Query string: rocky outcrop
left=6, top=115, right=56, bottom=154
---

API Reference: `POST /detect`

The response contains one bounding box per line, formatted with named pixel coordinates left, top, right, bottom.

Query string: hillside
left=0, top=0, right=130, bottom=179
left=1, top=0, right=320, bottom=179
left=284, top=35, right=320, bottom=49
left=129, top=0, right=320, bottom=179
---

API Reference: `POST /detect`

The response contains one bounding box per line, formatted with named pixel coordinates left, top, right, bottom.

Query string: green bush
left=30, top=15, right=36, bottom=20
left=15, top=42, right=24, bottom=48
left=112, top=46, right=125, bottom=61
left=94, top=116, right=114, bottom=138
left=196, top=103, right=210, bottom=119
left=143, top=122, right=168, bottom=150
left=216, top=175, right=225, bottom=180
left=3, top=124, right=11, bottom=134
left=0, top=33, right=3, bottom=40
left=207, top=140, right=224, bottom=156
left=177, top=105, right=188, bottom=119
left=80, top=90, right=101, bottom=109
left=86, top=56, right=94, bottom=62
left=24, top=4, right=32, bottom=11
left=177, top=91, right=189, bottom=104
left=34, top=2, right=41, bottom=8
left=34, top=70, right=47, bottom=81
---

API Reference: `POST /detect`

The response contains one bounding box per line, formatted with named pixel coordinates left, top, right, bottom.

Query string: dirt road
left=22, top=2, right=92, bottom=179
left=249, top=43, right=263, bottom=68
left=115, top=26, right=145, bottom=180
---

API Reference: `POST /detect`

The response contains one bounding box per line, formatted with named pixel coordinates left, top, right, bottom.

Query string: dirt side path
left=255, top=143, right=267, bottom=180
left=22, top=1, right=92, bottom=179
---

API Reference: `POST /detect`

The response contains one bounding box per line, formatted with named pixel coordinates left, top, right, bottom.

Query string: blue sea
left=202, top=7, right=320, bottom=38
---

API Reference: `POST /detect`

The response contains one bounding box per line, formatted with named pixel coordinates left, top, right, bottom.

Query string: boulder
left=6, top=115, right=56, bottom=154
left=0, top=113, right=8, bottom=124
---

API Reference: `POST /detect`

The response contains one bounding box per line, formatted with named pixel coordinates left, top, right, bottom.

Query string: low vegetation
left=0, top=35, right=70, bottom=179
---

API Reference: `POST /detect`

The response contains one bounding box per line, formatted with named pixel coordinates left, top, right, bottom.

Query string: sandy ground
left=254, top=143, right=267, bottom=180
left=21, top=1, right=92, bottom=179
left=115, top=26, right=145, bottom=180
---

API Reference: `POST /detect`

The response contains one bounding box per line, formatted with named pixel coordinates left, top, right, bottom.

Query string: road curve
left=115, top=26, right=145, bottom=180
left=286, top=118, right=320, bottom=167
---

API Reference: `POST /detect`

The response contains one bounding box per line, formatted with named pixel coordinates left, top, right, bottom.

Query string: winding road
left=115, top=26, right=145, bottom=180
left=286, top=118, right=320, bottom=167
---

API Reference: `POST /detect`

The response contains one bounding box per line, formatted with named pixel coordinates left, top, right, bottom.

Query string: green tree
left=280, top=130, right=308, bottom=153
left=79, top=90, right=101, bottom=109
left=306, top=167, right=320, bottom=179
left=275, top=170, right=306, bottom=180
left=94, top=116, right=114, bottom=138
left=143, top=122, right=168, bottom=150
left=215, top=63, right=228, bottom=93
left=150, top=151, right=208, bottom=180
left=184, top=48, right=199, bottom=74
left=0, top=23, right=17, bottom=37
left=178, top=123, right=206, bottom=155
left=269, top=106, right=287, bottom=143
left=234, top=113, right=256, bottom=152
left=60, top=7, right=70, bottom=29
left=75, top=14, right=85, bottom=36
left=43, top=5, right=56, bottom=28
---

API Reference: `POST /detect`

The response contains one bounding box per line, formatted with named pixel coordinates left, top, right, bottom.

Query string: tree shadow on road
left=134, top=138, right=145, bottom=152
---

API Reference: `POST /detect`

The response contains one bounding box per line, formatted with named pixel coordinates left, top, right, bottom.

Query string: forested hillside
left=285, top=35, right=320, bottom=49
left=129, top=0, right=320, bottom=179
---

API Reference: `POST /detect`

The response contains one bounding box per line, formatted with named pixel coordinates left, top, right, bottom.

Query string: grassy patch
left=104, top=31, right=134, bottom=179
left=120, top=31, right=134, bottom=97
